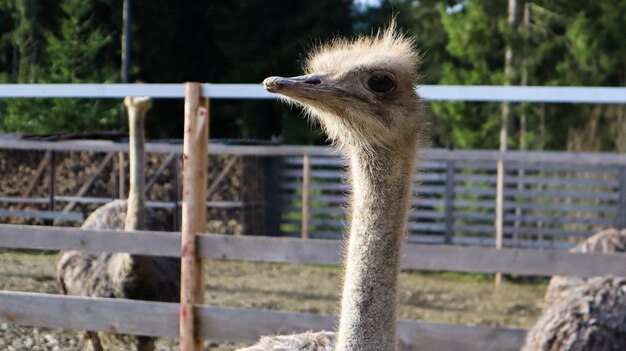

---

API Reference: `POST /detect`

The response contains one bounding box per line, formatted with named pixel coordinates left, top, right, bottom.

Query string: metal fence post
left=444, top=160, right=456, bottom=244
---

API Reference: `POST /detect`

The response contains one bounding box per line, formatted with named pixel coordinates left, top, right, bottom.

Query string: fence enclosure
left=2, top=83, right=626, bottom=350
left=3, top=139, right=626, bottom=249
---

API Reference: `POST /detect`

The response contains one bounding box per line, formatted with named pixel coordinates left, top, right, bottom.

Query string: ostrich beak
left=263, top=74, right=352, bottom=113
left=263, top=74, right=325, bottom=92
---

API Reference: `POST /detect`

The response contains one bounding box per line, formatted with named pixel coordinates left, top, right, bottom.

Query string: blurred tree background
left=0, top=0, right=624, bottom=152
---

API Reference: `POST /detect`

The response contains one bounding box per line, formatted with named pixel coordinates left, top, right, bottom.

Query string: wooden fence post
left=495, top=155, right=505, bottom=286
left=173, top=155, right=180, bottom=232
left=47, top=151, right=56, bottom=226
left=180, top=82, right=209, bottom=351
left=616, top=166, right=626, bottom=228
left=301, top=154, right=310, bottom=240
left=444, top=160, right=456, bottom=244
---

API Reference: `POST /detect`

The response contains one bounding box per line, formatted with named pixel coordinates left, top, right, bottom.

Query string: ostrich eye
left=365, top=74, right=396, bottom=94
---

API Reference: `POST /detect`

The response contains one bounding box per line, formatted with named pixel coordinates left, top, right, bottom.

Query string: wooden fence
left=4, top=223, right=626, bottom=350
left=280, top=149, right=626, bottom=248
left=2, top=139, right=626, bottom=248
left=2, top=84, right=626, bottom=350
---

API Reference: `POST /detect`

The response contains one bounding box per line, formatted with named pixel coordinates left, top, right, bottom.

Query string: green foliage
left=0, top=0, right=118, bottom=133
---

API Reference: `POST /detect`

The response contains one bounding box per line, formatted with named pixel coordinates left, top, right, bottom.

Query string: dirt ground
left=0, top=250, right=547, bottom=350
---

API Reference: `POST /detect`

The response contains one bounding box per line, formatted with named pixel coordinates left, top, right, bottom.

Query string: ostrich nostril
left=304, top=77, right=322, bottom=85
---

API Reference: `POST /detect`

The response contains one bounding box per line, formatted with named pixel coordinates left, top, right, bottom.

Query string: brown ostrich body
left=57, top=97, right=180, bottom=351
left=524, top=228, right=626, bottom=351
left=240, top=22, right=424, bottom=351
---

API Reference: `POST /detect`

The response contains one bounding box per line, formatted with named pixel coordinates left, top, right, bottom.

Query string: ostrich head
left=124, top=96, right=153, bottom=118
left=263, top=23, right=424, bottom=154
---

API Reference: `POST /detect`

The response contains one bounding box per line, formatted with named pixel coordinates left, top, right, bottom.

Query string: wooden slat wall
left=2, top=141, right=626, bottom=247
left=279, top=154, right=622, bottom=247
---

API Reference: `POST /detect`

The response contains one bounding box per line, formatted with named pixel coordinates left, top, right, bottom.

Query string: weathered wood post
left=495, top=156, right=505, bottom=286
left=444, top=160, right=455, bottom=244
left=47, top=151, right=56, bottom=226
left=173, top=155, right=180, bottom=232
left=616, top=166, right=626, bottom=228
left=180, top=82, right=209, bottom=351
left=301, top=154, right=311, bottom=240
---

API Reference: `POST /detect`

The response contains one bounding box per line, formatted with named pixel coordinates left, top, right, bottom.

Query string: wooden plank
left=197, top=306, right=336, bottom=343
left=198, top=306, right=526, bottom=351
left=283, top=206, right=444, bottom=219
left=0, top=209, right=83, bottom=221
left=0, top=196, right=242, bottom=209
left=301, top=155, right=310, bottom=240
left=0, top=197, right=50, bottom=204
left=198, top=234, right=342, bottom=266
left=450, top=199, right=618, bottom=213
left=450, top=186, right=620, bottom=201
left=616, top=166, right=626, bottom=227
left=47, top=151, right=56, bottom=226
left=3, top=140, right=626, bottom=166
left=0, top=290, right=526, bottom=351
left=3, top=224, right=626, bottom=278
left=0, top=291, right=179, bottom=338
left=505, top=213, right=613, bottom=226
left=396, top=319, right=525, bottom=351
left=0, top=224, right=180, bottom=256
left=444, top=160, right=456, bottom=244
left=407, top=223, right=446, bottom=232
left=454, top=173, right=618, bottom=187
left=453, top=224, right=590, bottom=237
left=401, top=245, right=626, bottom=277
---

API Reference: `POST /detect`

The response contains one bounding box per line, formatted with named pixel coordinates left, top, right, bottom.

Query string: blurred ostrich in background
left=57, top=96, right=180, bottom=351
left=524, top=228, right=626, bottom=351
left=544, top=228, right=626, bottom=305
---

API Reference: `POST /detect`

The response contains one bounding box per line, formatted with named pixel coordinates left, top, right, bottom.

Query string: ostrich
left=241, top=22, right=424, bottom=351
left=522, top=228, right=626, bottom=351
left=523, top=276, right=626, bottom=351
left=544, top=228, right=626, bottom=305
left=57, top=96, right=180, bottom=351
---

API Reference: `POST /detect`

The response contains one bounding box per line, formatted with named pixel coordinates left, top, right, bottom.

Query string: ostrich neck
left=337, top=145, right=416, bottom=351
left=114, top=108, right=150, bottom=287
left=125, top=109, right=146, bottom=231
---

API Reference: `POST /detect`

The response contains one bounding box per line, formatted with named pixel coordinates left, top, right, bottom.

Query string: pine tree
left=1, top=0, right=119, bottom=133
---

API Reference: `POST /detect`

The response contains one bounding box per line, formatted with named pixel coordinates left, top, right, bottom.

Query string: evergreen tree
left=1, top=0, right=118, bottom=133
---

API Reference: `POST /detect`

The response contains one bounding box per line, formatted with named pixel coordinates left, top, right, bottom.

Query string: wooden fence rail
left=3, top=222, right=619, bottom=350
left=2, top=224, right=626, bottom=278
left=0, top=290, right=526, bottom=351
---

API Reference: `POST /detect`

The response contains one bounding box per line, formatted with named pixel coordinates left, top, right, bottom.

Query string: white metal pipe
left=0, top=84, right=625, bottom=103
